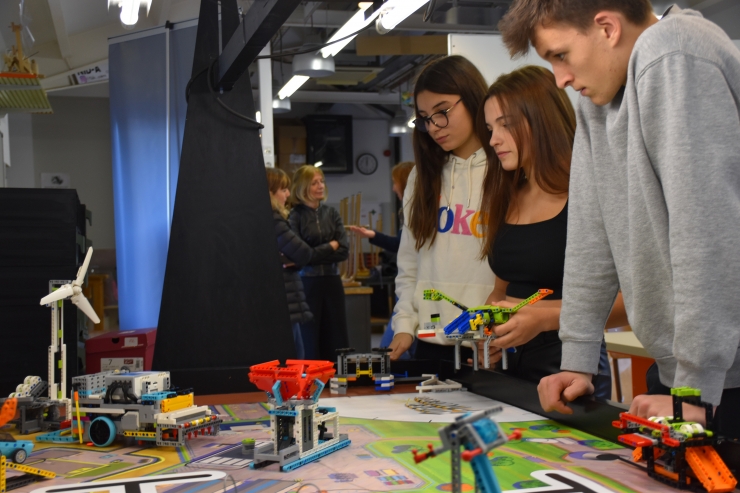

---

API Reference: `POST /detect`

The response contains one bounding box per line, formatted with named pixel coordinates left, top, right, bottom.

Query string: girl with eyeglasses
left=477, top=66, right=625, bottom=394
left=388, top=55, right=495, bottom=361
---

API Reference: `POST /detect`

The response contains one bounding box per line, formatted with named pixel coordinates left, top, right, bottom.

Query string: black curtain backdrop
left=153, top=0, right=295, bottom=394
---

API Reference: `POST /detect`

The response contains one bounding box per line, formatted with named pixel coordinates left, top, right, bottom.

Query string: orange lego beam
left=686, top=446, right=738, bottom=493
left=0, top=398, right=17, bottom=428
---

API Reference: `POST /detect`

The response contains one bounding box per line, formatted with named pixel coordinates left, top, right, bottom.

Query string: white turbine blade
left=40, top=285, right=75, bottom=305
left=74, top=247, right=94, bottom=287
left=71, top=293, right=101, bottom=324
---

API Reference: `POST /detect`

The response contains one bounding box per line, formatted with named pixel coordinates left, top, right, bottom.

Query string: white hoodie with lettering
left=393, top=149, right=495, bottom=345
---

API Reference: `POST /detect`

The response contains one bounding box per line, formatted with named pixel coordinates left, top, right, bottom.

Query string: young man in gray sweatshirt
left=499, top=0, right=740, bottom=439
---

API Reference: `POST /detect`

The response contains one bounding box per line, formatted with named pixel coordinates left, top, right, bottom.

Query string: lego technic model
left=0, top=398, right=57, bottom=491
left=421, top=289, right=553, bottom=370
left=330, top=347, right=394, bottom=394
left=35, top=370, right=222, bottom=447
left=613, top=387, right=737, bottom=492
left=248, top=360, right=350, bottom=471
left=0, top=247, right=100, bottom=435
left=411, top=406, right=520, bottom=493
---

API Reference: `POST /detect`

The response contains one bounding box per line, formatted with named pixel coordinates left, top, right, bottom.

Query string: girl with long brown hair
left=389, top=55, right=495, bottom=361
left=478, top=66, right=624, bottom=394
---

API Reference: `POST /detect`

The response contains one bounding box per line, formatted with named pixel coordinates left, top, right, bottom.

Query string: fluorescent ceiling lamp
left=320, top=2, right=379, bottom=58
left=314, top=161, right=323, bottom=167
left=256, top=111, right=262, bottom=123
left=407, top=115, right=415, bottom=128
left=277, top=75, right=309, bottom=100
left=376, top=0, right=431, bottom=34
left=109, top=0, right=152, bottom=27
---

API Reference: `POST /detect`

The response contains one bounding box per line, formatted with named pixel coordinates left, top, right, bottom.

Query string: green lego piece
left=427, top=289, right=554, bottom=327
left=423, top=289, right=469, bottom=311
left=671, top=387, right=701, bottom=397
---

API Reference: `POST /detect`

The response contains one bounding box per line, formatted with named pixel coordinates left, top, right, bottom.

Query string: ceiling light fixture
left=109, top=0, right=152, bottom=28
left=277, top=75, right=309, bottom=100
left=320, top=2, right=379, bottom=58
left=273, top=97, right=291, bottom=113
left=292, top=51, right=335, bottom=78
left=376, top=0, right=431, bottom=34
left=389, top=109, right=410, bottom=136
left=314, top=161, right=323, bottom=167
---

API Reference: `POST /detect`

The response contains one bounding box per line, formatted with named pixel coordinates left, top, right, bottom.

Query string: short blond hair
left=291, top=165, right=327, bottom=206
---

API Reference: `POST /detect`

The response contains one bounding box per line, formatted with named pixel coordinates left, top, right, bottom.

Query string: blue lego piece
left=141, top=391, right=177, bottom=401
left=469, top=453, right=502, bottom=493
left=472, top=418, right=501, bottom=445
left=444, top=311, right=474, bottom=335
left=280, top=439, right=351, bottom=471
left=311, top=378, right=325, bottom=403
left=317, top=407, right=336, bottom=413
left=268, top=409, right=299, bottom=417
left=272, top=381, right=284, bottom=406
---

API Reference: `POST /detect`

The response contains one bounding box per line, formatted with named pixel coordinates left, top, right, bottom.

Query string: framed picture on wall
left=303, top=115, right=353, bottom=174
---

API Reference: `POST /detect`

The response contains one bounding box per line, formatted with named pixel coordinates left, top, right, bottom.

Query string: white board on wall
left=448, top=34, right=580, bottom=108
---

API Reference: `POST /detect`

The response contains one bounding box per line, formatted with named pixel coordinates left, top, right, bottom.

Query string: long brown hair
left=409, top=55, right=488, bottom=250
left=477, top=65, right=575, bottom=258
left=266, top=167, right=291, bottom=218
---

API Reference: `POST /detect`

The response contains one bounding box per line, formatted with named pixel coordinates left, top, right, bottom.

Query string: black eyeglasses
left=413, top=99, right=462, bottom=133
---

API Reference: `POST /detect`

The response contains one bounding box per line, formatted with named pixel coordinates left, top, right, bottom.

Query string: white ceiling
left=2, top=0, right=739, bottom=99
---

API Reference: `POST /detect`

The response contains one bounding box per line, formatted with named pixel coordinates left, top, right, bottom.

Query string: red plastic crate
left=85, top=328, right=157, bottom=374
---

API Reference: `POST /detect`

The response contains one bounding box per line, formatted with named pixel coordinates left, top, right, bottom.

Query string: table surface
left=604, top=330, right=651, bottom=358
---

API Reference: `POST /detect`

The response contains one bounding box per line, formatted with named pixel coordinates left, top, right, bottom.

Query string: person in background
left=266, top=167, right=341, bottom=359
left=348, top=161, right=415, bottom=253
left=389, top=55, right=495, bottom=361
left=348, top=161, right=415, bottom=357
left=289, top=165, right=350, bottom=360
left=477, top=65, right=622, bottom=396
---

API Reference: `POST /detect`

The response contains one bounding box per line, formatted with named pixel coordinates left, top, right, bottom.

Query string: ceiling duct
left=444, top=6, right=505, bottom=26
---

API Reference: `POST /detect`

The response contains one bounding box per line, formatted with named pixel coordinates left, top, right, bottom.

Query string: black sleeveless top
left=488, top=202, right=567, bottom=300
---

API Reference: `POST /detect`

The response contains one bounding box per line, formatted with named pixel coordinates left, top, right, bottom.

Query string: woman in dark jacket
left=289, top=165, right=350, bottom=360
left=266, top=167, right=341, bottom=359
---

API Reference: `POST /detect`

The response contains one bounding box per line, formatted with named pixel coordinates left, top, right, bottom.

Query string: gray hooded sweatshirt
left=560, top=6, right=740, bottom=405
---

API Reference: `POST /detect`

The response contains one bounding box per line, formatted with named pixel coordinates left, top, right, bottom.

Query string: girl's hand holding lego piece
left=490, top=302, right=560, bottom=349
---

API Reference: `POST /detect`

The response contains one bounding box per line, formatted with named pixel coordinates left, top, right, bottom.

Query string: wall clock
left=356, top=153, right=378, bottom=175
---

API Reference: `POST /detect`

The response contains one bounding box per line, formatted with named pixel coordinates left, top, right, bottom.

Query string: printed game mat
left=3, top=392, right=697, bottom=493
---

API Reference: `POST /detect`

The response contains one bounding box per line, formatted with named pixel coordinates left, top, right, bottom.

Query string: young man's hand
left=388, top=333, right=414, bottom=361
left=629, top=395, right=712, bottom=426
left=538, top=371, right=594, bottom=414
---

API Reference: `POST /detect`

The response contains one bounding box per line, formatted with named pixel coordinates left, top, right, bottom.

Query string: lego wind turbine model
left=40, top=247, right=100, bottom=324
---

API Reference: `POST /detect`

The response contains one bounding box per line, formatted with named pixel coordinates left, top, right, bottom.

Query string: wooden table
left=604, top=331, right=654, bottom=399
